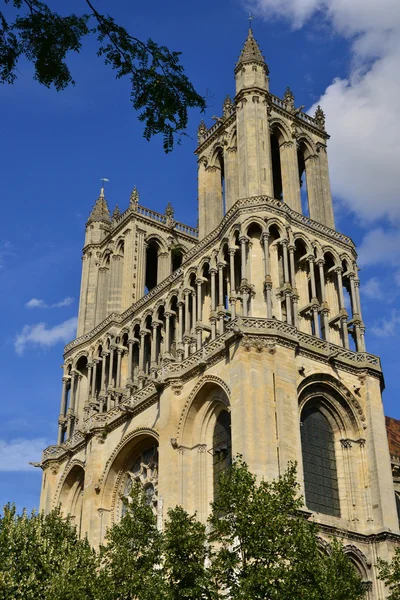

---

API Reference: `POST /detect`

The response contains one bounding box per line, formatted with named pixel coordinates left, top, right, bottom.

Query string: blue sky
left=1, top=0, right=399, bottom=512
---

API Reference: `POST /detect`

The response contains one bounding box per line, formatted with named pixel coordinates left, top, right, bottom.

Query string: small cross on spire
left=248, top=12, right=256, bottom=29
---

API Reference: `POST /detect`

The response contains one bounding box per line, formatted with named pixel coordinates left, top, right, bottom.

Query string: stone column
left=308, top=257, right=320, bottom=338
left=196, top=279, right=203, bottom=322
left=203, top=166, right=223, bottom=238
left=177, top=303, right=183, bottom=344
left=224, top=147, right=239, bottom=211
left=57, top=376, right=69, bottom=445
left=92, top=360, right=99, bottom=399
left=316, top=143, right=335, bottom=229
left=191, top=292, right=197, bottom=334
left=317, top=259, right=330, bottom=341
left=236, top=94, right=273, bottom=198
left=108, top=347, right=114, bottom=389
left=336, top=268, right=349, bottom=349
left=116, top=349, right=122, bottom=388
left=281, top=240, right=292, bottom=324
left=151, top=322, right=160, bottom=369
left=262, top=233, right=272, bottom=318
left=305, top=154, right=324, bottom=223
left=279, top=140, right=302, bottom=213
left=66, top=372, right=77, bottom=438
left=210, top=268, right=217, bottom=339
left=139, top=332, right=147, bottom=379
left=229, top=249, right=237, bottom=319
left=86, top=363, right=93, bottom=403
left=239, top=236, right=249, bottom=317
left=100, top=354, right=107, bottom=393
left=184, top=290, right=191, bottom=336
left=288, top=245, right=298, bottom=327
left=217, top=263, right=226, bottom=334
left=164, top=313, right=171, bottom=357
left=127, top=341, right=134, bottom=383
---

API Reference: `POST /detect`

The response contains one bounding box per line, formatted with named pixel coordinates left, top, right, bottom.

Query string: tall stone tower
left=40, top=30, right=398, bottom=598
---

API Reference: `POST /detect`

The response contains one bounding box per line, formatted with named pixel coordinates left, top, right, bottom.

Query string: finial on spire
left=112, top=204, right=121, bottom=221
left=284, top=87, right=295, bottom=112
left=197, top=119, right=207, bottom=143
left=130, top=186, right=139, bottom=211
left=223, top=94, right=234, bottom=117
left=314, top=105, right=326, bottom=131
left=165, top=201, right=176, bottom=228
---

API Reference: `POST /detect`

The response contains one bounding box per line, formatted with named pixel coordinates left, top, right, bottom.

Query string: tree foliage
left=208, top=457, right=366, bottom=600
left=0, top=503, right=98, bottom=600
left=0, top=460, right=367, bottom=600
left=0, top=0, right=206, bottom=151
left=378, top=547, right=400, bottom=600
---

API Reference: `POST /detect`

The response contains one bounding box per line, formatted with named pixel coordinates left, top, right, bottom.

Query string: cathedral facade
left=40, top=30, right=399, bottom=598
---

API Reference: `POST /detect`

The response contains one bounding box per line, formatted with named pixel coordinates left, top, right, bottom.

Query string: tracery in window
left=301, top=405, right=340, bottom=517
left=121, top=445, right=158, bottom=516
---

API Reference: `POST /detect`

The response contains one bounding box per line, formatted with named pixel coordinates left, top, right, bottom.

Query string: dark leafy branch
left=0, top=0, right=206, bottom=151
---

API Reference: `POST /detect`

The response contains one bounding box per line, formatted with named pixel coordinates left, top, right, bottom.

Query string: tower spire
left=87, top=187, right=111, bottom=223
left=236, top=28, right=268, bottom=74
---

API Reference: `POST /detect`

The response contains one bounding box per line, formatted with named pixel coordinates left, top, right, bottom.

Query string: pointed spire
left=197, top=119, right=207, bottom=143
left=112, top=204, right=121, bottom=220
left=130, top=186, right=139, bottom=211
left=87, top=187, right=111, bottom=224
left=223, top=94, right=234, bottom=117
left=314, top=105, right=326, bottom=131
left=164, top=201, right=174, bottom=219
left=284, top=86, right=295, bottom=111
left=236, top=28, right=268, bottom=74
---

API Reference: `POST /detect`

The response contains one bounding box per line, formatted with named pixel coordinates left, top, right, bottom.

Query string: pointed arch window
left=212, top=410, right=232, bottom=498
left=301, top=405, right=340, bottom=517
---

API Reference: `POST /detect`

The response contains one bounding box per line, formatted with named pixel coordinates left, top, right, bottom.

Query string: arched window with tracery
left=212, top=410, right=232, bottom=498
left=121, top=444, right=159, bottom=517
left=301, top=404, right=340, bottom=517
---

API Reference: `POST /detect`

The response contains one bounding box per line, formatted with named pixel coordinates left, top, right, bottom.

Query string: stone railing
left=270, top=93, right=320, bottom=129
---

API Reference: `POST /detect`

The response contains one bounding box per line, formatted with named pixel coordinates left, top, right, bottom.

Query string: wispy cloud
left=0, top=438, right=50, bottom=471
left=0, top=240, right=15, bottom=269
left=25, top=296, right=74, bottom=309
left=370, top=310, right=400, bottom=337
left=15, top=316, right=78, bottom=355
left=358, top=228, right=400, bottom=268
left=362, top=277, right=383, bottom=300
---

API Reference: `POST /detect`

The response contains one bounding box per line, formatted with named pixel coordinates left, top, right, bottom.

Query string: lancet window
left=301, top=404, right=340, bottom=517
left=212, top=410, right=232, bottom=498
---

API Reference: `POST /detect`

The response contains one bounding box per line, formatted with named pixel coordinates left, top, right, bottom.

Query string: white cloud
left=362, top=277, right=383, bottom=300
left=0, top=438, right=49, bottom=471
left=15, top=316, right=78, bottom=355
left=370, top=310, right=400, bottom=337
left=25, top=296, right=74, bottom=309
left=357, top=228, right=400, bottom=267
left=247, top=0, right=400, bottom=224
left=25, top=298, right=47, bottom=309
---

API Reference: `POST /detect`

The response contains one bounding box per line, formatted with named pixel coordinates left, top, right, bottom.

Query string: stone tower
left=40, top=30, right=398, bottom=598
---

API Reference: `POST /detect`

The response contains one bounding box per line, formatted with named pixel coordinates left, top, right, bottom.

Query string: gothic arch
left=98, top=427, right=159, bottom=516
left=242, top=216, right=267, bottom=237
left=322, top=246, right=341, bottom=266
left=293, top=232, right=312, bottom=255
left=269, top=117, right=292, bottom=143
left=298, top=373, right=365, bottom=431
left=55, top=460, right=85, bottom=523
left=265, top=218, right=285, bottom=239
left=144, top=233, right=168, bottom=254
left=344, top=545, right=371, bottom=576
left=177, top=376, right=231, bottom=444
left=296, top=132, right=316, bottom=158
